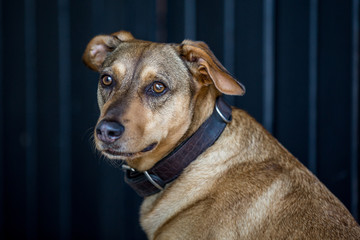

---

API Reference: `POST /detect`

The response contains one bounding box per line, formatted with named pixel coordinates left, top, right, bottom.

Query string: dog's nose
left=96, top=120, right=124, bottom=143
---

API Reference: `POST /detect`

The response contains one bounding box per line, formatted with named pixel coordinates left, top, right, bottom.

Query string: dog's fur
left=83, top=31, right=360, bottom=239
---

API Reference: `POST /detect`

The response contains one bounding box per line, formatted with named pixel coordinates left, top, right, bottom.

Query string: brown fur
left=83, top=31, right=360, bottom=239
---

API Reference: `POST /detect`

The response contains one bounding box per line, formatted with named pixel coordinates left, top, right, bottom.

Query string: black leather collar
left=122, top=97, right=232, bottom=197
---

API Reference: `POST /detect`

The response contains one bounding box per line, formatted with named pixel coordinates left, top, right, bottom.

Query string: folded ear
left=178, top=40, right=245, bottom=96
left=111, top=31, right=134, bottom=41
left=82, top=31, right=134, bottom=71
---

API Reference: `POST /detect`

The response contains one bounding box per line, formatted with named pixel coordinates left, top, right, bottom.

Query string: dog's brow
left=140, top=66, right=158, bottom=81
left=112, top=62, right=127, bottom=77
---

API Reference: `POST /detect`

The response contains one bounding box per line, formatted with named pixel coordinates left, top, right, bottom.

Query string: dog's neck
left=184, top=86, right=220, bottom=141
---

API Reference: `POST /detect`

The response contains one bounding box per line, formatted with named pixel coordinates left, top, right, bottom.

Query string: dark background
left=0, top=0, right=359, bottom=239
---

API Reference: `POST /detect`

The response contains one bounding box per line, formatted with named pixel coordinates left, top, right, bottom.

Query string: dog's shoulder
left=202, top=107, right=360, bottom=238
left=142, top=107, right=360, bottom=240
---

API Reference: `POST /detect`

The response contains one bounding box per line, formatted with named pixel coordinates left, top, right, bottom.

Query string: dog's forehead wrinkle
left=103, top=49, right=150, bottom=97
left=105, top=43, right=188, bottom=88
left=102, top=41, right=149, bottom=69
left=138, top=46, right=190, bottom=87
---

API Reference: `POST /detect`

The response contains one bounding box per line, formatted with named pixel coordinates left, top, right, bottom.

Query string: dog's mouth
left=104, top=142, right=158, bottom=158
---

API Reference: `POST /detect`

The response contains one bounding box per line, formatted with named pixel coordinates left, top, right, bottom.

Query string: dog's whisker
left=81, top=126, right=95, bottom=142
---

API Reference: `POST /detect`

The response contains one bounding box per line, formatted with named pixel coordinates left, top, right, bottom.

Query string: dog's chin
left=100, top=142, right=158, bottom=160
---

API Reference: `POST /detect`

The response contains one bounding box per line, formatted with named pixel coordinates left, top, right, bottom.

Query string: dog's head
left=83, top=31, right=245, bottom=171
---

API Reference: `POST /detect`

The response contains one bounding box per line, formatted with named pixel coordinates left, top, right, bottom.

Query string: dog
left=82, top=31, right=360, bottom=239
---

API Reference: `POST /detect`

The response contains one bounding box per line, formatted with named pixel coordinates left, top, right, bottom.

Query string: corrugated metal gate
left=0, top=0, right=358, bottom=239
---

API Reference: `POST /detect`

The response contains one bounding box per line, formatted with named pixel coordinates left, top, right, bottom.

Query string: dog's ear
left=178, top=40, right=245, bottom=96
left=82, top=31, right=134, bottom=71
left=82, top=35, right=120, bottom=71
left=111, top=31, right=134, bottom=41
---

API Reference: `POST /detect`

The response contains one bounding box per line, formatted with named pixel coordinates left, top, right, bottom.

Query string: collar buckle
left=122, top=164, right=164, bottom=191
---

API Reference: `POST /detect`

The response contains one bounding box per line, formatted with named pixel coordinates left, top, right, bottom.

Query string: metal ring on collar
left=122, top=164, right=136, bottom=172
left=144, top=171, right=164, bottom=191
left=215, top=102, right=231, bottom=123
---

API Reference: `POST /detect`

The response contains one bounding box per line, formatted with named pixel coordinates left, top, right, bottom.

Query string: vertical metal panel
left=36, top=0, right=61, bottom=237
left=98, top=164, right=126, bottom=240
left=263, top=0, right=275, bottom=133
left=116, top=0, right=156, bottom=40
left=275, top=0, right=309, bottom=164
left=223, top=0, right=234, bottom=74
left=58, top=0, right=72, bottom=239
left=308, top=0, right=318, bottom=174
left=233, top=1, right=263, bottom=121
left=197, top=0, right=224, bottom=60
left=3, top=0, right=27, bottom=237
left=0, top=0, right=3, bottom=237
left=223, top=0, right=235, bottom=105
left=156, top=0, right=168, bottom=42
left=317, top=0, right=352, bottom=209
left=167, top=0, right=184, bottom=42
left=91, top=0, right=104, bottom=33
left=351, top=0, right=359, bottom=220
left=24, top=0, right=38, bottom=239
left=184, top=0, right=196, bottom=39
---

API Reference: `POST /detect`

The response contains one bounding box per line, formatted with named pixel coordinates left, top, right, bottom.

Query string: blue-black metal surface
left=58, top=0, right=72, bottom=239
left=351, top=0, right=359, bottom=221
left=263, top=0, right=275, bottom=134
left=25, top=0, right=38, bottom=238
left=0, top=0, right=3, bottom=238
left=0, top=0, right=358, bottom=239
left=308, top=0, right=319, bottom=175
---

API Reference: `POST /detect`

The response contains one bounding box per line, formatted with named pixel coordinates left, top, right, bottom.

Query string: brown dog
left=83, top=31, right=360, bottom=239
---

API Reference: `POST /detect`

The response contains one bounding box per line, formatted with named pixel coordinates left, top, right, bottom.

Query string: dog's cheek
left=141, top=110, right=168, bottom=141
left=140, top=95, right=187, bottom=139
left=159, top=96, right=192, bottom=139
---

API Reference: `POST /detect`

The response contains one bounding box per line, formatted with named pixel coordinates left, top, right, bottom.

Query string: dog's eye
left=152, top=82, right=166, bottom=94
left=146, top=81, right=168, bottom=96
left=101, top=75, right=113, bottom=86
